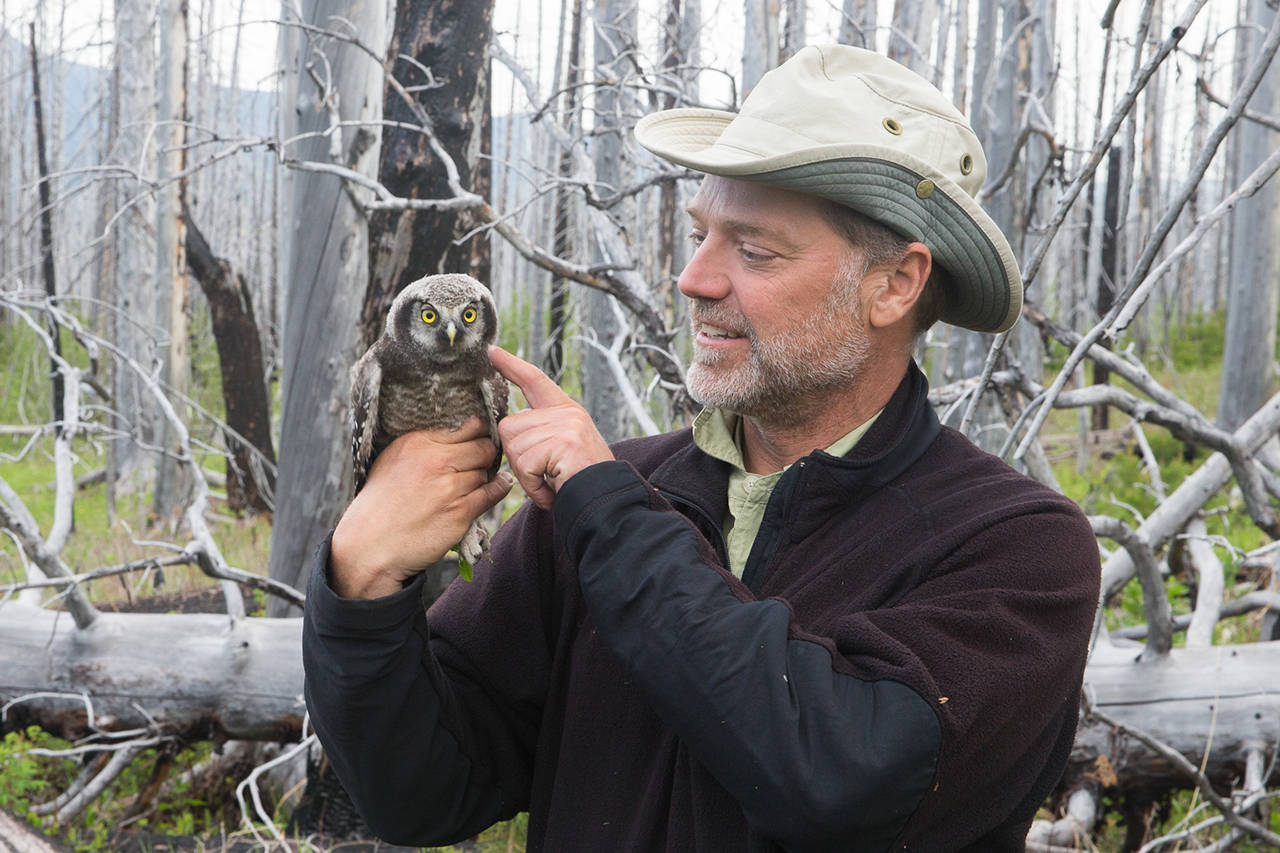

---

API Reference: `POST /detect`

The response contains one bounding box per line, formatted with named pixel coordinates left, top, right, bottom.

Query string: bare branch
left=1090, top=515, right=1173, bottom=658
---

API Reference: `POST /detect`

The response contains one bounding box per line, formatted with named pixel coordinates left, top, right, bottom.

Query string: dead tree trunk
left=152, top=0, right=192, bottom=519
left=743, top=0, right=780, bottom=93
left=183, top=209, right=277, bottom=514
left=1218, top=0, right=1280, bottom=431
left=361, top=0, right=495, bottom=351
left=28, top=24, right=63, bottom=433
left=268, top=0, right=387, bottom=616
left=546, top=0, right=585, bottom=382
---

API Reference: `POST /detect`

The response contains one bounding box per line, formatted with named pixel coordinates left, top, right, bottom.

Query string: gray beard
left=686, top=267, right=871, bottom=428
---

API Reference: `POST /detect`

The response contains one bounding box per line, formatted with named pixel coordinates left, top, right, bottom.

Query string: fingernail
left=497, top=471, right=514, bottom=488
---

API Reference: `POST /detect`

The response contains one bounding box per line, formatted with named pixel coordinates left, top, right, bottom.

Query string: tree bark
left=887, top=0, right=937, bottom=76
left=152, top=0, right=192, bottom=519
left=109, top=0, right=158, bottom=497
left=1218, top=0, right=1280, bottom=431
left=28, top=24, right=63, bottom=434
left=361, top=0, right=495, bottom=351
left=838, top=0, right=876, bottom=48
left=1072, top=641, right=1280, bottom=793
left=742, top=0, right=780, bottom=94
left=782, top=0, right=806, bottom=61
left=585, top=0, right=636, bottom=442
left=183, top=209, right=277, bottom=514
left=546, top=0, right=585, bottom=383
left=268, top=0, right=387, bottom=616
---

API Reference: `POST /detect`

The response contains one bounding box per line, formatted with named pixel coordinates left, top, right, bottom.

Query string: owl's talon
left=459, top=520, right=490, bottom=568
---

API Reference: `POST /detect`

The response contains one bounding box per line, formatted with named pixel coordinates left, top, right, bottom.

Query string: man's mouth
left=698, top=323, right=738, bottom=339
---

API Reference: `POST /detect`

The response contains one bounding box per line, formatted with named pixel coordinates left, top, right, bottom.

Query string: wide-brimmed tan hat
left=634, top=44, right=1022, bottom=334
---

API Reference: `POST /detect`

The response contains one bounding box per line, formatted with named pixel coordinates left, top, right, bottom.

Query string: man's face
left=678, top=177, right=874, bottom=424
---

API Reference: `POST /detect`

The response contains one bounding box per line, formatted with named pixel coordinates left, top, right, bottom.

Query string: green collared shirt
left=691, top=407, right=882, bottom=578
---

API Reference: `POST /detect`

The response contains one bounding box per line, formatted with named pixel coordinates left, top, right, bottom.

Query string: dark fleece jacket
left=302, top=362, right=1100, bottom=852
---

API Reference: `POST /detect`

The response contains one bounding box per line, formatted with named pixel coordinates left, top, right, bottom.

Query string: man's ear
left=866, top=242, right=931, bottom=330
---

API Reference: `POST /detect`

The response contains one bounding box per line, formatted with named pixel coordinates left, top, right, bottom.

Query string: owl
left=349, top=273, right=508, bottom=570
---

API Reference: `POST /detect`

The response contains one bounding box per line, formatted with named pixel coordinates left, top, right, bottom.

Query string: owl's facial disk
left=413, top=300, right=485, bottom=359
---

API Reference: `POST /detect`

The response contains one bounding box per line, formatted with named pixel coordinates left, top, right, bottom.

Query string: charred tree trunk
left=362, top=0, right=495, bottom=351
left=184, top=209, right=277, bottom=515
left=28, top=24, right=63, bottom=432
left=546, top=0, right=585, bottom=382
left=1090, top=147, right=1122, bottom=432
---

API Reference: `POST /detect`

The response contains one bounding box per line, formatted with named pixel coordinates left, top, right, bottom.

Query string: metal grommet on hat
left=882, top=117, right=903, bottom=135
left=960, top=153, right=974, bottom=175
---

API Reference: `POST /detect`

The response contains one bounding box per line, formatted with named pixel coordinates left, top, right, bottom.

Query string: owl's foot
left=458, top=519, right=491, bottom=568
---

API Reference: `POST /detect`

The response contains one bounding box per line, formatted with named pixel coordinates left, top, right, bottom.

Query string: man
left=303, top=45, right=1099, bottom=851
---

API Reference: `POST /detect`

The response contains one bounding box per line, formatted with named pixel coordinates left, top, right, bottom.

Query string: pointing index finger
left=489, top=345, right=572, bottom=409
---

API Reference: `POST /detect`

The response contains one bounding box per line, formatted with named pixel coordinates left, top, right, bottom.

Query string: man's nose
left=676, top=239, right=731, bottom=302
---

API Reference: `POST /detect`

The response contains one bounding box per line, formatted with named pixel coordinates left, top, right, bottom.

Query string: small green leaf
left=457, top=556, right=474, bottom=582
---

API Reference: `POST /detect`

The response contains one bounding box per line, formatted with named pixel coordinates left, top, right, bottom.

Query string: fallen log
left=1070, top=640, right=1280, bottom=792
left=0, top=604, right=303, bottom=742
left=3, top=604, right=1278, bottom=796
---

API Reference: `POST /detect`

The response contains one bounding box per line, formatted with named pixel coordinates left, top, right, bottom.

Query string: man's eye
left=687, top=231, right=706, bottom=247
left=740, top=246, right=774, bottom=263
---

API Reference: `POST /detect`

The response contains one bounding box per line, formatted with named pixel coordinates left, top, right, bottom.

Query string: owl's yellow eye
left=462, top=307, right=478, bottom=324
left=421, top=309, right=437, bottom=324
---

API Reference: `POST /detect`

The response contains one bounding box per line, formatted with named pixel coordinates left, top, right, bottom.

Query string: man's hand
left=330, top=419, right=512, bottom=599
left=489, top=346, right=614, bottom=511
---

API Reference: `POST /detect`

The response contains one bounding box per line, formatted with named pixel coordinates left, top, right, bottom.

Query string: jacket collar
left=650, top=361, right=940, bottom=541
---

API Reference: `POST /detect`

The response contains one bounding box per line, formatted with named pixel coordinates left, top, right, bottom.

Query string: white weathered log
left=3, top=602, right=1277, bottom=798
left=1075, top=641, right=1280, bottom=789
left=0, top=604, right=303, bottom=741
left=0, top=807, right=69, bottom=853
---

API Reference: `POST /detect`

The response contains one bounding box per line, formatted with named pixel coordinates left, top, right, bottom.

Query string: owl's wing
left=480, top=368, right=509, bottom=479
left=349, top=351, right=383, bottom=494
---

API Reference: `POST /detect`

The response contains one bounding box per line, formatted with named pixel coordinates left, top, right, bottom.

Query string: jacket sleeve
left=301, top=521, right=545, bottom=846
left=553, top=461, right=941, bottom=852
left=554, top=460, right=1097, bottom=853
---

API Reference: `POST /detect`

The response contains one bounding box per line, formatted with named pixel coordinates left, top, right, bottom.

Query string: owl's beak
left=446, top=321, right=457, bottom=346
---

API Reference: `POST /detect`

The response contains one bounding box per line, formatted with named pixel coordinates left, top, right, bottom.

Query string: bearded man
left=303, top=45, right=1100, bottom=852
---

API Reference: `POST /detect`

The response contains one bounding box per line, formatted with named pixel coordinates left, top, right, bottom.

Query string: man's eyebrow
left=684, top=209, right=777, bottom=240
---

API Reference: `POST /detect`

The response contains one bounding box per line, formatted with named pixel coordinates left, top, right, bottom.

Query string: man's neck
left=739, top=358, right=908, bottom=474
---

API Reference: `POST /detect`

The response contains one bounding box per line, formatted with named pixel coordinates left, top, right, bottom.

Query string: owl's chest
left=378, top=373, right=484, bottom=439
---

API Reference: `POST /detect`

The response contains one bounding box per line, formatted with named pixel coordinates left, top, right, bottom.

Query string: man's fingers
left=489, top=346, right=573, bottom=409
left=380, top=429, right=497, bottom=473
left=431, top=416, right=488, bottom=442
left=466, top=471, right=514, bottom=517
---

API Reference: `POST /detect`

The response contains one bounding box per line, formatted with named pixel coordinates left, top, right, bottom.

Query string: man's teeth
left=701, top=324, right=734, bottom=338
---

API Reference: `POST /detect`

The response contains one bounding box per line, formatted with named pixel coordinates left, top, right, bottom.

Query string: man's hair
left=821, top=201, right=948, bottom=339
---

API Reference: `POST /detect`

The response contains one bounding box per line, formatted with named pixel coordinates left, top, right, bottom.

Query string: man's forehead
left=686, top=176, right=833, bottom=234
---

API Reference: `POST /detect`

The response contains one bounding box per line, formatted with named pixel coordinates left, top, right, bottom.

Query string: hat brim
left=636, top=108, right=1022, bottom=334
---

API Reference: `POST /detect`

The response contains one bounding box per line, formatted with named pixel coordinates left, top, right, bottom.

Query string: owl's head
left=388, top=274, right=498, bottom=363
